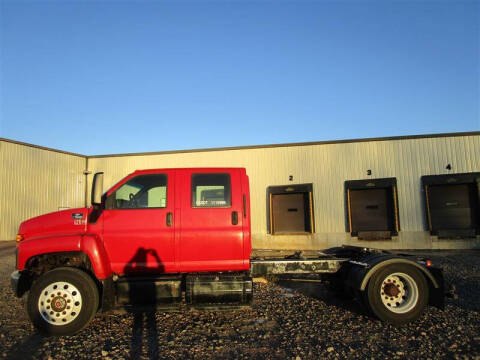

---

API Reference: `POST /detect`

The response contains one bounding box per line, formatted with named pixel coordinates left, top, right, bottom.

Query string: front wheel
left=27, top=267, right=99, bottom=336
left=366, top=264, right=428, bottom=325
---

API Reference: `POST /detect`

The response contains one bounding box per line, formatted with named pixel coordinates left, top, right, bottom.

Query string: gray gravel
left=0, top=244, right=479, bottom=359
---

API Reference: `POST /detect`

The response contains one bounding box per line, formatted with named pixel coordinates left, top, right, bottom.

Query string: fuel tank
left=185, top=274, right=253, bottom=309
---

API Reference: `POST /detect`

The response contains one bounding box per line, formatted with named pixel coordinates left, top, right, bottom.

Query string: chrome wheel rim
left=380, top=272, right=418, bottom=314
left=38, top=282, right=82, bottom=325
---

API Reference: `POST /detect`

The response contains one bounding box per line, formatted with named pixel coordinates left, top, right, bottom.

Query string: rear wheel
left=27, top=267, right=99, bottom=335
left=366, top=264, right=428, bottom=325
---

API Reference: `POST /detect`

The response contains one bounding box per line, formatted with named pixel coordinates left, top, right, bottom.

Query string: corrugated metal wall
left=2, top=134, right=479, bottom=249
left=87, top=134, right=480, bottom=250
left=0, top=140, right=86, bottom=240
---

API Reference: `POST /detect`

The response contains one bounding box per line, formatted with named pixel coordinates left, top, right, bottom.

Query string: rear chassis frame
left=250, top=246, right=445, bottom=310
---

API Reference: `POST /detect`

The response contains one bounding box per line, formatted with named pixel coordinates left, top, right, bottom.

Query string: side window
left=191, top=173, right=231, bottom=208
left=105, top=174, right=167, bottom=209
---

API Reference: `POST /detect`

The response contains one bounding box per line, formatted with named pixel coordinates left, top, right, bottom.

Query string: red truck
left=11, top=168, right=445, bottom=335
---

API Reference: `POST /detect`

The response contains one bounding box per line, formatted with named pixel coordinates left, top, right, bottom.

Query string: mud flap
left=427, top=267, right=446, bottom=309
left=10, top=271, right=31, bottom=298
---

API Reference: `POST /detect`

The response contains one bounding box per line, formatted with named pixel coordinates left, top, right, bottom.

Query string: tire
left=366, top=264, right=428, bottom=325
left=26, top=267, right=99, bottom=336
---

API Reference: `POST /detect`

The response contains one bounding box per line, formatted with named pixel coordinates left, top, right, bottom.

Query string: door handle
left=231, top=211, right=238, bottom=225
left=243, top=194, right=247, bottom=218
left=166, top=212, right=173, bottom=227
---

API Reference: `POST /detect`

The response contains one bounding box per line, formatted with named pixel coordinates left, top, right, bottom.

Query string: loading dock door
left=349, top=188, right=395, bottom=235
left=271, top=193, right=310, bottom=234
left=267, top=184, right=314, bottom=235
left=427, top=184, right=478, bottom=233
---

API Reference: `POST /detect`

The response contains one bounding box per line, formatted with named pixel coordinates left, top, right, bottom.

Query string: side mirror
left=91, top=172, right=104, bottom=205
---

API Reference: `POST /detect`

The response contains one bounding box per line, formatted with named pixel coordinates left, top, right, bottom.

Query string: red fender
left=18, top=234, right=112, bottom=280
left=80, top=235, right=112, bottom=279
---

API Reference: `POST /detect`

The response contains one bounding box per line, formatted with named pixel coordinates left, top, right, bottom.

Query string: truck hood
left=18, top=208, right=89, bottom=240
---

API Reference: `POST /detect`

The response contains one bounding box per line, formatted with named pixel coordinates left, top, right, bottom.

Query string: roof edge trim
left=88, top=131, right=480, bottom=159
left=0, top=137, right=86, bottom=158
left=2, top=131, right=479, bottom=159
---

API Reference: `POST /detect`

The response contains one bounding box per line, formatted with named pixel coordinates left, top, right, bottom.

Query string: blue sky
left=1, top=0, right=478, bottom=155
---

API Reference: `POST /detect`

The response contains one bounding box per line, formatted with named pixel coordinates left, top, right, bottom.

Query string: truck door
left=178, top=169, right=245, bottom=272
left=102, top=170, right=176, bottom=274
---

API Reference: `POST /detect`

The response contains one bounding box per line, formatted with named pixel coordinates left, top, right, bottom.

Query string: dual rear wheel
left=364, top=264, right=429, bottom=325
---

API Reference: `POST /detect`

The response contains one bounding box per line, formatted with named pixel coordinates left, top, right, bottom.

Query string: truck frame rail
left=250, top=249, right=348, bottom=276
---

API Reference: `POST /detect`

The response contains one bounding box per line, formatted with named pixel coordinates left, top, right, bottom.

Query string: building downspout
left=84, top=157, right=90, bottom=208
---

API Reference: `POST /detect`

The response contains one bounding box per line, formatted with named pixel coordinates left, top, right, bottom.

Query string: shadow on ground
left=130, top=311, right=159, bottom=360
left=275, top=278, right=367, bottom=316
left=5, top=333, right=47, bottom=360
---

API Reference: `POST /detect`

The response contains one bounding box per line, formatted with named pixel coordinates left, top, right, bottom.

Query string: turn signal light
left=425, top=259, right=432, bottom=267
left=15, top=234, right=24, bottom=243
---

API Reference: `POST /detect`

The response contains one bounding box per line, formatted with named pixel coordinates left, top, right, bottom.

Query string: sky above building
left=1, top=0, right=478, bottom=155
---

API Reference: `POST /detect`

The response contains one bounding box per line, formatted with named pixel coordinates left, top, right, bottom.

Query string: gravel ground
left=0, top=243, right=479, bottom=360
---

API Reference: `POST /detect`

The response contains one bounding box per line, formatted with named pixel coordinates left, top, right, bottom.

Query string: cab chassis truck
left=11, top=168, right=445, bottom=335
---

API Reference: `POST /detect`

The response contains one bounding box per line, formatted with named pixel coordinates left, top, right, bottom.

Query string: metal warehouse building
left=1, top=132, right=479, bottom=249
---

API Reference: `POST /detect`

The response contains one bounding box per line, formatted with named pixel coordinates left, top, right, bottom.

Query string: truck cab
left=93, top=168, right=251, bottom=274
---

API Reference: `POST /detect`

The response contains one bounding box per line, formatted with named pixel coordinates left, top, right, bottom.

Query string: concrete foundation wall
left=252, top=232, right=480, bottom=250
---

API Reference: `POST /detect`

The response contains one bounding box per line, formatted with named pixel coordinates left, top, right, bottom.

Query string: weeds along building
left=1, top=132, right=479, bottom=249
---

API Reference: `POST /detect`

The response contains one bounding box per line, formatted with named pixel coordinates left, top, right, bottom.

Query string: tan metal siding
left=1, top=133, right=478, bottom=249
left=0, top=140, right=86, bottom=240
left=87, top=135, right=480, bottom=249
